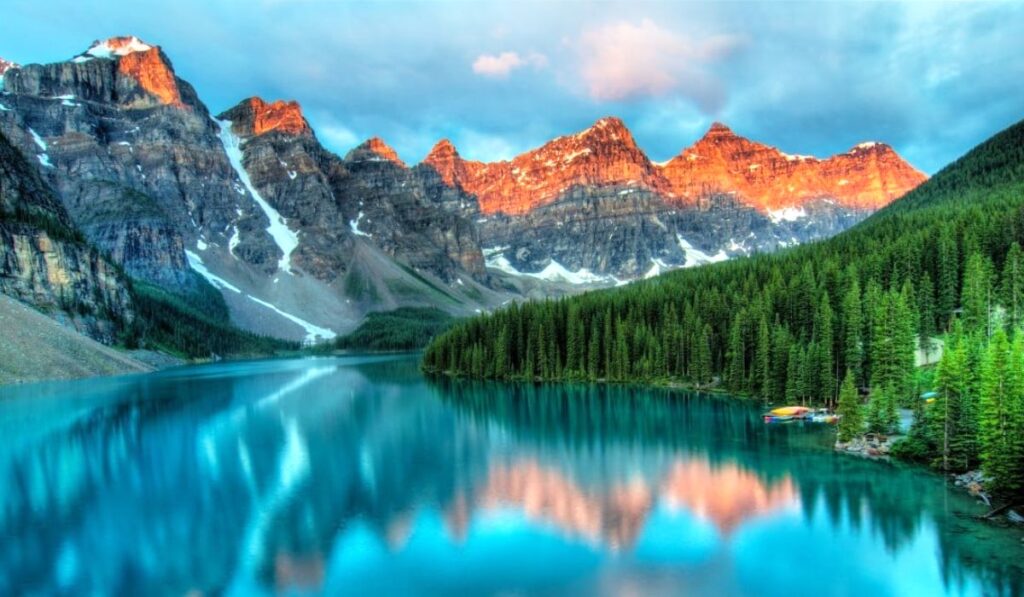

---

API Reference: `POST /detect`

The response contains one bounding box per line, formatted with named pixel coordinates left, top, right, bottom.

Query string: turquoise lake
left=0, top=354, right=1021, bottom=596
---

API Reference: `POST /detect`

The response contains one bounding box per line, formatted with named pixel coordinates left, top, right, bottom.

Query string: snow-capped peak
left=573, top=116, right=629, bottom=141
left=84, top=36, right=154, bottom=59
left=0, top=58, right=19, bottom=76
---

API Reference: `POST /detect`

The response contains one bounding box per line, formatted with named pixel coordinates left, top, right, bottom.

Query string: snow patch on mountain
left=228, top=226, right=241, bottom=257
left=85, top=36, right=153, bottom=59
left=644, top=258, right=673, bottom=279
left=188, top=249, right=334, bottom=343
left=186, top=250, right=241, bottom=293
left=216, top=118, right=299, bottom=274
left=485, top=249, right=621, bottom=285
left=349, top=212, right=372, bottom=237
left=677, top=235, right=728, bottom=267
left=28, top=128, right=54, bottom=168
left=245, top=295, right=336, bottom=343
left=767, top=206, right=808, bottom=223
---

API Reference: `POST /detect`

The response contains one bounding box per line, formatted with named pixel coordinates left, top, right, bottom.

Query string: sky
left=2, top=0, right=1022, bottom=174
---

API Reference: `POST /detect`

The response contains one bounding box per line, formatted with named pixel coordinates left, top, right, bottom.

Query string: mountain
left=423, top=116, right=670, bottom=215
left=423, top=117, right=1024, bottom=392
left=0, top=37, right=506, bottom=342
left=429, top=118, right=924, bottom=281
left=0, top=35, right=925, bottom=343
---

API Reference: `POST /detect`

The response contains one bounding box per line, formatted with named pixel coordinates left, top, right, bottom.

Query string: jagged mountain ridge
left=420, top=117, right=925, bottom=217
left=0, top=35, right=927, bottom=342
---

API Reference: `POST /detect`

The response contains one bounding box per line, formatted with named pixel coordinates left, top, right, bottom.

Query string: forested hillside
left=424, top=118, right=1024, bottom=497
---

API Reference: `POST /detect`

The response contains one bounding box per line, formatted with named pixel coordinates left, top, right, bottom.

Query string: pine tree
left=978, top=328, right=1024, bottom=495
left=962, top=251, right=993, bottom=336
left=785, top=344, right=801, bottom=403
left=842, top=278, right=863, bottom=387
left=693, top=323, right=713, bottom=387
left=866, top=386, right=886, bottom=434
left=928, top=324, right=978, bottom=471
left=837, top=370, right=863, bottom=442
left=816, top=293, right=836, bottom=405
left=754, top=316, right=772, bottom=401
left=587, top=319, right=601, bottom=379
left=1001, top=242, right=1024, bottom=331
left=937, top=226, right=959, bottom=330
left=917, top=273, right=938, bottom=364
left=726, top=316, right=746, bottom=390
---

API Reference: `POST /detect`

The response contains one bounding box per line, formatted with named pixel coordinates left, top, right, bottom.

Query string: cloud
left=314, top=122, right=360, bottom=153
left=576, top=18, right=744, bottom=112
left=472, top=51, right=547, bottom=78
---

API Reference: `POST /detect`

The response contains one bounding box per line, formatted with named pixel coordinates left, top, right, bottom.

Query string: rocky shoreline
left=835, top=433, right=900, bottom=459
left=836, top=435, right=1023, bottom=527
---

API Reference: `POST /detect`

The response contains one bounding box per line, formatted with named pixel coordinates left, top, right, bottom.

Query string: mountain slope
left=0, top=294, right=150, bottom=385
left=423, top=117, right=1024, bottom=400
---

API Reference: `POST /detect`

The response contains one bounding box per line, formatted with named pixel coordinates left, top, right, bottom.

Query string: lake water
left=0, top=355, right=1021, bottom=596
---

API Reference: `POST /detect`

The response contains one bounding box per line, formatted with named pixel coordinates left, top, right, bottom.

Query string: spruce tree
left=918, top=273, right=938, bottom=364
left=1001, top=242, right=1024, bottom=331
left=837, top=370, right=863, bottom=442
left=754, top=316, right=772, bottom=401
left=726, top=317, right=745, bottom=390
left=842, top=278, right=863, bottom=387
left=693, top=323, right=713, bottom=387
left=962, top=251, right=993, bottom=336
left=978, top=328, right=1024, bottom=495
left=937, top=226, right=959, bottom=330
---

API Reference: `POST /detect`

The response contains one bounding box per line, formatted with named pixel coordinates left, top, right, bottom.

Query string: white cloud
left=316, top=123, right=360, bottom=153
left=576, top=18, right=744, bottom=111
left=472, top=51, right=547, bottom=78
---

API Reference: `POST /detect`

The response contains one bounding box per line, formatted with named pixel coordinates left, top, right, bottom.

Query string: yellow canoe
left=769, top=406, right=811, bottom=417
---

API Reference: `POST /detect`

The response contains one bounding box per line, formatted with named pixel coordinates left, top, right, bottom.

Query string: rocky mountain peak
left=218, top=97, right=311, bottom=138
left=83, top=36, right=154, bottom=59
left=431, top=116, right=668, bottom=215
left=346, top=137, right=406, bottom=166
left=706, top=121, right=735, bottom=135
left=67, top=36, right=185, bottom=108
left=422, top=139, right=465, bottom=186
left=568, top=116, right=638, bottom=149
left=847, top=141, right=892, bottom=155
left=659, top=124, right=926, bottom=212
left=427, top=138, right=459, bottom=160
left=0, top=57, right=18, bottom=77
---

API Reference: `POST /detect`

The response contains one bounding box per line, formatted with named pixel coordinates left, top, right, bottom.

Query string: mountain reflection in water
left=0, top=355, right=1020, bottom=596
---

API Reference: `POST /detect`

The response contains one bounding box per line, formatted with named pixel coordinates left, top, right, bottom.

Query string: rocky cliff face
left=0, top=36, right=285, bottom=289
left=217, top=98, right=487, bottom=285
left=660, top=122, right=927, bottom=212
left=422, top=118, right=923, bottom=281
left=423, top=117, right=670, bottom=215
left=0, top=131, right=133, bottom=343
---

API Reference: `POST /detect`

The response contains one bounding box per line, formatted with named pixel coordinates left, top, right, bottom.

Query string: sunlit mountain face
left=0, top=357, right=1020, bottom=595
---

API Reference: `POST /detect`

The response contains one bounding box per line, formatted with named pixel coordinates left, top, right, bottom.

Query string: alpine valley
left=0, top=36, right=925, bottom=351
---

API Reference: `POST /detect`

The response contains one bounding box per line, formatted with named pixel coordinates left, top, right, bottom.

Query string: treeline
left=125, top=280, right=298, bottom=358
left=423, top=119, right=1024, bottom=497
left=327, top=307, right=455, bottom=351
